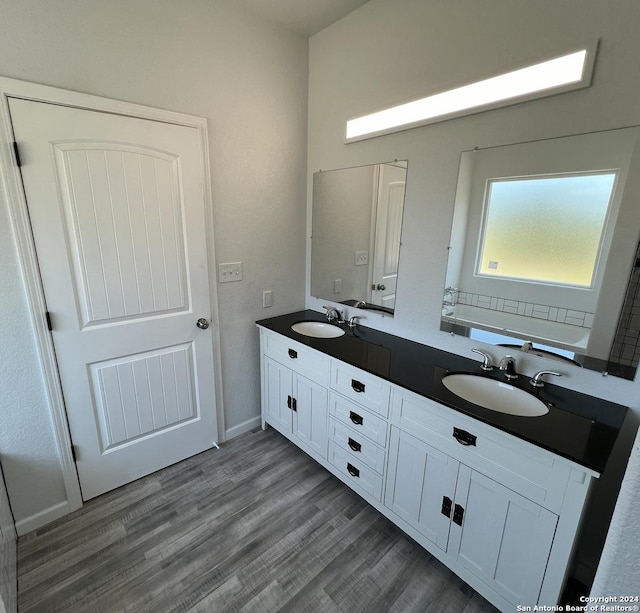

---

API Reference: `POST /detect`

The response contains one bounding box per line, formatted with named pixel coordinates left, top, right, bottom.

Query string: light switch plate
left=354, top=251, right=368, bottom=266
left=262, top=290, right=272, bottom=308
left=219, top=262, right=243, bottom=283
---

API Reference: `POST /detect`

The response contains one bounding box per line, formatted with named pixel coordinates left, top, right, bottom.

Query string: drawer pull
left=347, top=463, right=360, bottom=478
left=351, top=379, right=365, bottom=393
left=348, top=437, right=362, bottom=452
left=453, top=427, right=476, bottom=447
left=441, top=496, right=452, bottom=518
left=453, top=503, right=465, bottom=526
left=349, top=411, right=364, bottom=425
left=288, top=348, right=297, bottom=359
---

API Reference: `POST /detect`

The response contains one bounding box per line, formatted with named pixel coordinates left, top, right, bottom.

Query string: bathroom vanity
left=257, top=310, right=628, bottom=611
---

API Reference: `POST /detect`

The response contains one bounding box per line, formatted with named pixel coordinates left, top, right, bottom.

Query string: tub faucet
left=443, top=286, right=458, bottom=307
left=499, top=355, right=518, bottom=380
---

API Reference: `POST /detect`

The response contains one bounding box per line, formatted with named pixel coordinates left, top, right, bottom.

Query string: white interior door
left=10, top=98, right=219, bottom=500
left=370, top=163, right=405, bottom=308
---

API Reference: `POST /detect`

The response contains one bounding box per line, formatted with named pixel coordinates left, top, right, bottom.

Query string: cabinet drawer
left=330, top=362, right=391, bottom=417
left=330, top=393, right=388, bottom=447
left=391, top=387, right=575, bottom=513
left=261, top=329, right=330, bottom=385
left=329, top=417, right=386, bottom=474
left=328, top=441, right=384, bottom=501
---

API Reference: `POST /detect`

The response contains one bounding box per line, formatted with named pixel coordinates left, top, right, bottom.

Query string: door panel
left=385, top=428, right=458, bottom=551
left=264, top=358, right=292, bottom=433
left=371, top=163, right=405, bottom=308
left=292, top=374, right=328, bottom=459
left=450, top=466, right=558, bottom=605
left=56, top=143, right=188, bottom=325
left=10, top=98, right=219, bottom=500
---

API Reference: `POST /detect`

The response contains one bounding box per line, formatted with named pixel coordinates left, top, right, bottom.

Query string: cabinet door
left=264, top=357, right=293, bottom=433
left=292, top=374, right=328, bottom=459
left=450, top=465, right=558, bottom=606
left=385, top=428, right=459, bottom=551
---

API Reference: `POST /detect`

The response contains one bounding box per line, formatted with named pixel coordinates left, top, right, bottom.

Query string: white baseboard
left=225, top=416, right=261, bottom=441
left=14, top=500, right=71, bottom=536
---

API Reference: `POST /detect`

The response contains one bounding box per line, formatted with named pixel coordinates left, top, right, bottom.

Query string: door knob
left=196, top=318, right=210, bottom=330
left=376, top=284, right=386, bottom=291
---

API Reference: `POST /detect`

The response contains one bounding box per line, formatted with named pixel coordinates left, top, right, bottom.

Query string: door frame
left=0, top=76, right=226, bottom=528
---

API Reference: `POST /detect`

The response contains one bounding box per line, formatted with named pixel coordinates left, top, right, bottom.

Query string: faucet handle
left=471, top=348, right=493, bottom=371
left=530, top=371, right=562, bottom=388
left=348, top=315, right=363, bottom=328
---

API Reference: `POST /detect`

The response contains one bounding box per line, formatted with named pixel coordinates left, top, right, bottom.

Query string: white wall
left=308, top=0, right=640, bottom=583
left=0, top=0, right=307, bottom=527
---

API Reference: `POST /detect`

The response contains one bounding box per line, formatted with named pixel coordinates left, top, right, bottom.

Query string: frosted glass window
left=477, top=173, right=617, bottom=287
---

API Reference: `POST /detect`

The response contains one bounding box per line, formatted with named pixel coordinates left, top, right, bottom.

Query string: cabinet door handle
left=453, top=427, right=476, bottom=447
left=291, top=397, right=297, bottom=412
left=347, top=463, right=360, bottom=478
left=287, top=395, right=292, bottom=410
left=351, top=379, right=365, bottom=393
left=349, top=411, right=364, bottom=425
left=348, top=437, right=362, bottom=452
left=288, top=348, right=297, bottom=359
left=441, top=496, right=452, bottom=518
left=453, top=503, right=465, bottom=526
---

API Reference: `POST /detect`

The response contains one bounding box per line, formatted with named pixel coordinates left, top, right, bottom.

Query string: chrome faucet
left=471, top=348, right=493, bottom=371
left=443, top=286, right=458, bottom=307
left=520, top=341, right=533, bottom=353
left=348, top=315, right=363, bottom=328
left=499, top=355, right=518, bottom=380
left=323, top=305, right=343, bottom=323
left=530, top=370, right=562, bottom=387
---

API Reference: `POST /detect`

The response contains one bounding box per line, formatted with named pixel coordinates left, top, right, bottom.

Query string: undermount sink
left=442, top=373, right=549, bottom=417
left=291, top=321, right=345, bottom=339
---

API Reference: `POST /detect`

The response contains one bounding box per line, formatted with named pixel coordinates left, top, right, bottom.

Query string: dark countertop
left=257, top=310, right=630, bottom=474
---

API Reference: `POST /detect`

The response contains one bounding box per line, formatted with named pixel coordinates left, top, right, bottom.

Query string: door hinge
left=45, top=311, right=53, bottom=331
left=70, top=444, right=78, bottom=463
left=12, top=141, right=22, bottom=167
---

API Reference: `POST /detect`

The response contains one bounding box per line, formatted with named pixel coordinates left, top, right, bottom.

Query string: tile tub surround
left=257, top=310, right=629, bottom=474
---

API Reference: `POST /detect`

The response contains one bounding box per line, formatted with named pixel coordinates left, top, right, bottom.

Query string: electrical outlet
left=218, top=262, right=243, bottom=283
left=354, top=251, right=368, bottom=266
left=262, top=290, right=272, bottom=308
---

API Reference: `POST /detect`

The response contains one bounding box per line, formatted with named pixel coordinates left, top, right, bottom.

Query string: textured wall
left=0, top=0, right=308, bottom=525
left=308, top=0, right=640, bottom=582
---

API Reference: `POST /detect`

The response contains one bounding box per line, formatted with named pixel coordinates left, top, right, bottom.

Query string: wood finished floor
left=18, top=428, right=498, bottom=613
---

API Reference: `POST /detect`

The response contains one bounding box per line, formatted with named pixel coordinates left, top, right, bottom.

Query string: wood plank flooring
left=18, top=429, right=497, bottom=613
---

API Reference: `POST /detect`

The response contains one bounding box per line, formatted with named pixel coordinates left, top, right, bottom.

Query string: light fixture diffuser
left=345, top=45, right=597, bottom=142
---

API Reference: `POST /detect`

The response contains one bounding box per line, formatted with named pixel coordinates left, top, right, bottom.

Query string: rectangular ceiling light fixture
left=345, top=44, right=597, bottom=142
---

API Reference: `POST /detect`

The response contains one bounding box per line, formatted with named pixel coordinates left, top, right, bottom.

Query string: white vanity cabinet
left=258, top=326, right=599, bottom=611
left=386, top=427, right=558, bottom=605
left=260, top=330, right=330, bottom=461
left=386, top=387, right=597, bottom=610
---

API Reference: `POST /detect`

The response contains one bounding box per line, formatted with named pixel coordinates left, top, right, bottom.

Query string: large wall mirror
left=311, top=160, right=408, bottom=315
left=441, top=127, right=640, bottom=380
